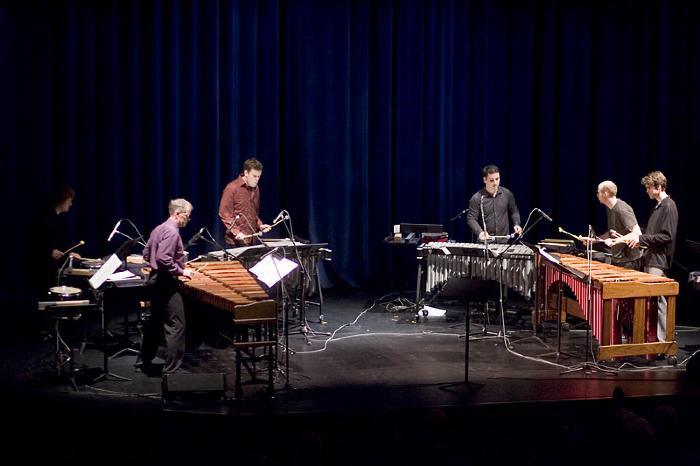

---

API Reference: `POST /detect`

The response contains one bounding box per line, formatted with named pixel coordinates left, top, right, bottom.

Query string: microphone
left=107, top=220, right=122, bottom=242
left=186, top=227, right=206, bottom=247
left=273, top=211, right=288, bottom=224
left=535, top=208, right=553, bottom=222
left=449, top=207, right=468, bottom=222
left=224, top=215, right=241, bottom=235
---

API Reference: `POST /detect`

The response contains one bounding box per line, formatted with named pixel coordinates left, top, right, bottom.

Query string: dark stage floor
left=3, top=289, right=700, bottom=465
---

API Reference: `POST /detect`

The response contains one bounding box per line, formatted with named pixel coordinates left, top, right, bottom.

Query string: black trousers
left=141, top=271, right=185, bottom=373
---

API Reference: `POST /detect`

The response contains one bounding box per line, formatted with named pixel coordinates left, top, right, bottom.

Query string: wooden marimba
left=534, top=253, right=678, bottom=360
left=181, top=261, right=275, bottom=320
left=180, top=261, right=276, bottom=398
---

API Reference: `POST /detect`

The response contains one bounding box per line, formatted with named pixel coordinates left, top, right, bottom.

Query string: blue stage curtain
left=2, top=0, right=699, bottom=313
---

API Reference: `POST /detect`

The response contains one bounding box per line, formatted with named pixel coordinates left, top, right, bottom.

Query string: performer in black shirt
left=466, top=165, right=522, bottom=243
left=629, top=171, right=678, bottom=342
left=594, top=180, right=642, bottom=269
left=35, top=186, right=81, bottom=297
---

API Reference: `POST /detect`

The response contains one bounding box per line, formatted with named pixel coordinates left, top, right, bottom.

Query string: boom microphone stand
left=276, top=211, right=330, bottom=342
left=501, top=209, right=553, bottom=350
left=476, top=195, right=500, bottom=336
left=561, top=225, right=613, bottom=375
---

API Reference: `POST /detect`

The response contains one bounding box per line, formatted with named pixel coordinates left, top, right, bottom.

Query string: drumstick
left=240, top=232, right=264, bottom=239
left=58, top=240, right=85, bottom=256
left=185, top=255, right=205, bottom=264
left=192, top=263, right=209, bottom=274
left=557, top=227, right=601, bottom=243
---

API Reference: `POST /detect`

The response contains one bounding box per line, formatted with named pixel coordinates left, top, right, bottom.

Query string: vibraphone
left=418, top=242, right=536, bottom=299
left=180, top=261, right=277, bottom=398
left=535, top=253, right=679, bottom=360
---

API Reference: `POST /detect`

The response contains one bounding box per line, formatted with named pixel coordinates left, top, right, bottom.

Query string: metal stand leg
left=287, top=267, right=330, bottom=340
left=91, top=290, right=130, bottom=383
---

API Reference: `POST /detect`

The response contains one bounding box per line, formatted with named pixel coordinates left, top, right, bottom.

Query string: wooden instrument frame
left=534, top=253, right=678, bottom=360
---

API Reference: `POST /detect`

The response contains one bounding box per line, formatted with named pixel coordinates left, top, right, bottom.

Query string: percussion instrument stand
left=27, top=305, right=85, bottom=391
left=91, top=289, right=131, bottom=383
left=535, top=274, right=575, bottom=362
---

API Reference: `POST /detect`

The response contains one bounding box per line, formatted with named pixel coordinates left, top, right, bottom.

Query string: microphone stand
left=477, top=195, right=499, bottom=337
left=278, top=211, right=330, bottom=343
left=218, top=217, right=246, bottom=260
left=111, top=219, right=147, bottom=247
left=111, top=230, right=147, bottom=251
left=561, top=225, right=611, bottom=375
left=450, top=208, right=468, bottom=222
left=501, top=210, right=552, bottom=350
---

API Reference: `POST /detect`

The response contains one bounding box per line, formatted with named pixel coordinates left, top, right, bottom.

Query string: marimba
left=180, top=261, right=276, bottom=398
left=535, top=253, right=679, bottom=360
left=418, top=242, right=536, bottom=299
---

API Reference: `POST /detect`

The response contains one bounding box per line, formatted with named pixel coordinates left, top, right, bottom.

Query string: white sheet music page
left=538, top=247, right=560, bottom=264
left=107, top=270, right=139, bottom=282
left=250, top=255, right=299, bottom=288
left=88, top=254, right=122, bottom=289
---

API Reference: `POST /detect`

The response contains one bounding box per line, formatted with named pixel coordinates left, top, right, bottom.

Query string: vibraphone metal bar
left=535, top=253, right=679, bottom=360
left=419, top=242, right=536, bottom=299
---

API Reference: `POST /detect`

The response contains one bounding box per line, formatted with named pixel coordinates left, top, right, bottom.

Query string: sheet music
left=88, top=254, right=122, bottom=289
left=538, top=247, right=560, bottom=264
left=106, top=270, right=140, bottom=282
left=250, top=255, right=299, bottom=287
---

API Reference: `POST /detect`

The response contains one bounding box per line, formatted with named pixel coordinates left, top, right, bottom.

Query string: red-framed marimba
left=534, top=253, right=678, bottom=360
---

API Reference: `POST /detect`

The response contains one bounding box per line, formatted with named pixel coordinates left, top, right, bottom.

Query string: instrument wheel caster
left=561, top=322, right=570, bottom=332
left=668, top=355, right=678, bottom=366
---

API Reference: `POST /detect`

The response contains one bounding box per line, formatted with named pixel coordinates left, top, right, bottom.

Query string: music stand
left=88, top=254, right=131, bottom=383
left=250, top=251, right=298, bottom=389
left=437, top=277, right=498, bottom=391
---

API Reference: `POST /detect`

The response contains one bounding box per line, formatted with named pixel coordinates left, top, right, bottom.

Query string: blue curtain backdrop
left=2, top=0, right=699, bottom=317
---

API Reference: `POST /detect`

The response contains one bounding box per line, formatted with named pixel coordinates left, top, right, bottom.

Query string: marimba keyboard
left=180, top=261, right=276, bottom=321
left=535, top=253, right=678, bottom=359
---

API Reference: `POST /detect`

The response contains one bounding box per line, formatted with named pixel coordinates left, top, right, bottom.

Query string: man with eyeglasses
left=140, top=198, right=194, bottom=374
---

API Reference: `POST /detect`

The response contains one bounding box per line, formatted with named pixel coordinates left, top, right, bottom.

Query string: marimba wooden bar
left=180, top=261, right=276, bottom=397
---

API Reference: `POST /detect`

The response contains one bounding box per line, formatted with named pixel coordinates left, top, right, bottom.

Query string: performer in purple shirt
left=140, top=198, right=194, bottom=374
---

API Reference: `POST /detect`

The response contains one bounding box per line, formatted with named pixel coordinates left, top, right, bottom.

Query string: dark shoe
left=134, top=357, right=150, bottom=369
left=142, top=363, right=162, bottom=377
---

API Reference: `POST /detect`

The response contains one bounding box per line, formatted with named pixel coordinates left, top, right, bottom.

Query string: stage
left=3, top=290, right=700, bottom=465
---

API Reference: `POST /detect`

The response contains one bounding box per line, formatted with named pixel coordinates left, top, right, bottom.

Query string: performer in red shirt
left=218, top=157, right=271, bottom=246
